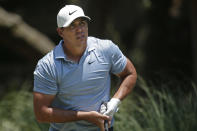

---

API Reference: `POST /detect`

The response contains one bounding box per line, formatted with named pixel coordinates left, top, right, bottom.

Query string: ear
left=57, top=28, right=63, bottom=37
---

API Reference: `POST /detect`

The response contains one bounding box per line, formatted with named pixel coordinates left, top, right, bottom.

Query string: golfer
left=33, top=4, right=137, bottom=131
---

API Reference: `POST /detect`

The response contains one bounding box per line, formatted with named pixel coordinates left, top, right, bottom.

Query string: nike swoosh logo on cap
left=69, top=10, right=77, bottom=15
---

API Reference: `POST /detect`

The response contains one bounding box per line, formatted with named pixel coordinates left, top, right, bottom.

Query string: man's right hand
left=78, top=111, right=110, bottom=131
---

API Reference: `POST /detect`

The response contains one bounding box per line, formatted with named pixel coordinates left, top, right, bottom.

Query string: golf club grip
left=104, top=120, right=109, bottom=131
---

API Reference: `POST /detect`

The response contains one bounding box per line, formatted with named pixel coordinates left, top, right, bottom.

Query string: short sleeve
left=33, top=60, right=58, bottom=95
left=109, top=41, right=127, bottom=74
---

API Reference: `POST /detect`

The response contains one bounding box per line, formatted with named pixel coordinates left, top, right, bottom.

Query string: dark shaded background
left=0, top=0, right=196, bottom=94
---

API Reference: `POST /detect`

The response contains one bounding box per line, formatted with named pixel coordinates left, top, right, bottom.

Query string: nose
left=76, top=26, right=82, bottom=32
left=75, top=25, right=83, bottom=32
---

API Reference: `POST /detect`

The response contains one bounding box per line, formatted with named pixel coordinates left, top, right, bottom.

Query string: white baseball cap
left=57, top=5, right=91, bottom=27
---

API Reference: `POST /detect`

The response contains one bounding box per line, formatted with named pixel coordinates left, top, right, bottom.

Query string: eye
left=70, top=24, right=75, bottom=30
left=80, top=21, right=86, bottom=26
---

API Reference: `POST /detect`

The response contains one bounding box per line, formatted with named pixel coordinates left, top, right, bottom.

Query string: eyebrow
left=71, top=20, right=86, bottom=25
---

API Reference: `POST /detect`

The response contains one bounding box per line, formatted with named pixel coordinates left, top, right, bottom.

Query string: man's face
left=59, top=18, right=88, bottom=49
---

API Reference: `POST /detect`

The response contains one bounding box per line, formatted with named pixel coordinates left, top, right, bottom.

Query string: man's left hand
left=102, top=98, right=121, bottom=118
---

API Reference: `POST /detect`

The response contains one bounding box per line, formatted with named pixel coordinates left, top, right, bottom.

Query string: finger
left=103, top=111, right=109, bottom=116
left=100, top=121, right=105, bottom=131
left=103, top=110, right=111, bottom=116
left=100, top=107, right=107, bottom=114
left=104, top=109, right=115, bottom=118
left=108, top=120, right=111, bottom=128
left=101, top=114, right=110, bottom=121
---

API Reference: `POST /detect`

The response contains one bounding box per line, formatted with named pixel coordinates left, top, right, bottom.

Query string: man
left=33, top=5, right=137, bottom=131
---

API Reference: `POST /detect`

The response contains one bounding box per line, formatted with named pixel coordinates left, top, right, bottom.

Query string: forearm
left=101, top=73, right=137, bottom=118
left=36, top=107, right=109, bottom=131
left=113, top=58, right=137, bottom=101
left=36, top=107, right=84, bottom=123
left=102, top=71, right=137, bottom=117
left=113, top=73, right=137, bottom=100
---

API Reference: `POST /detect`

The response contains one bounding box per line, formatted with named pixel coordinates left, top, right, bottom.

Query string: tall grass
left=114, top=76, right=197, bottom=131
left=0, top=81, right=49, bottom=131
left=0, top=77, right=196, bottom=131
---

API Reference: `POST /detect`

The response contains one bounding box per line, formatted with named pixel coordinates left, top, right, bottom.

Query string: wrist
left=110, top=98, right=121, bottom=106
left=77, top=111, right=89, bottom=121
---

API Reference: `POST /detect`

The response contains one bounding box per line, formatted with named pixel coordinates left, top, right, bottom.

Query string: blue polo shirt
left=34, top=37, right=127, bottom=131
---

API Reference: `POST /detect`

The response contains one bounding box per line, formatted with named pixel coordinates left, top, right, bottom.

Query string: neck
left=62, top=42, right=86, bottom=63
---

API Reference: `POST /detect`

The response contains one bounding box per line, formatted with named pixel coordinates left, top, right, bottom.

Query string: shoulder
left=37, top=50, right=54, bottom=67
left=88, top=36, right=113, bottom=46
left=88, top=36, right=115, bottom=52
left=35, top=50, right=56, bottom=74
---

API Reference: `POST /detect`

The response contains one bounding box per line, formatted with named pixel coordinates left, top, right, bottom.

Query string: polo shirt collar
left=54, top=40, right=66, bottom=60
left=54, top=39, right=96, bottom=62
left=87, top=37, right=95, bottom=52
left=54, top=40, right=75, bottom=63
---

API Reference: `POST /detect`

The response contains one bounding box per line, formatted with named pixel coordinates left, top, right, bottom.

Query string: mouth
left=76, top=32, right=85, bottom=40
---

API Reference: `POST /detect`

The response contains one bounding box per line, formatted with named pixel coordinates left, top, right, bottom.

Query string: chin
left=79, top=38, right=87, bottom=44
left=80, top=41, right=87, bottom=46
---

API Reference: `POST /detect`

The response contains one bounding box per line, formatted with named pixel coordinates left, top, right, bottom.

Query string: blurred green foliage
left=114, top=76, right=197, bottom=131
left=0, top=81, right=49, bottom=131
left=0, top=77, right=196, bottom=131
